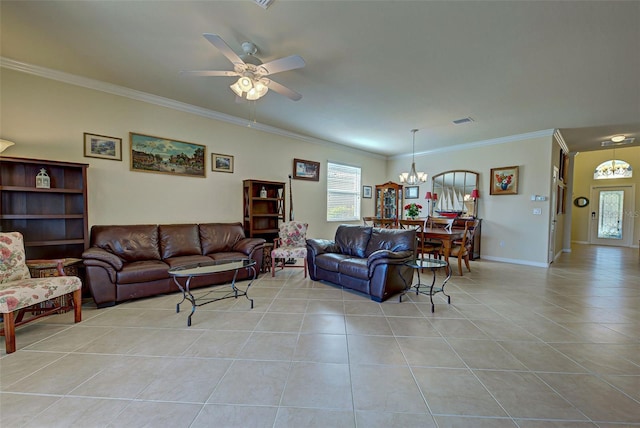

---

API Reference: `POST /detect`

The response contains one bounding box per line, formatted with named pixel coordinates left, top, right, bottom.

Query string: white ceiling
left=1, top=1, right=639, bottom=157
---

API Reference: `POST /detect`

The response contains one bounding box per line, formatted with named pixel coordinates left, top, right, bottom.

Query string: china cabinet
left=375, top=181, right=403, bottom=225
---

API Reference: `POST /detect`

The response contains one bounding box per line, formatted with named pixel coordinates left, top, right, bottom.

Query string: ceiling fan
left=181, top=33, right=305, bottom=101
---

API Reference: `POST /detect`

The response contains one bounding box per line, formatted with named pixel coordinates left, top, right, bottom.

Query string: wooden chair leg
left=303, top=258, right=307, bottom=278
left=3, top=311, right=16, bottom=354
left=271, top=255, right=276, bottom=277
left=464, top=254, right=471, bottom=272
left=73, top=289, right=82, bottom=323
left=458, top=255, right=463, bottom=276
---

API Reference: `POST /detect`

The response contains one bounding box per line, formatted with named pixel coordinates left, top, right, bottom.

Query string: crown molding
left=0, top=57, right=385, bottom=160
left=392, top=129, right=556, bottom=160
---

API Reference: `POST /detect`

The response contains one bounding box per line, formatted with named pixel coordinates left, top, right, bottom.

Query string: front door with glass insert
left=589, top=185, right=635, bottom=247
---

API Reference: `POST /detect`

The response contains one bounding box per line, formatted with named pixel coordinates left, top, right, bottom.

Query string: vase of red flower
left=404, top=203, right=422, bottom=219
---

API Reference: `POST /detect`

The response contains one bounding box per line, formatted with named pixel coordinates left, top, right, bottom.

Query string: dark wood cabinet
left=243, top=179, right=285, bottom=242
left=0, top=157, right=89, bottom=259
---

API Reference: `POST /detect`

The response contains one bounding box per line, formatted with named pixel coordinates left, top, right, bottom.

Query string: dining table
left=421, top=226, right=465, bottom=267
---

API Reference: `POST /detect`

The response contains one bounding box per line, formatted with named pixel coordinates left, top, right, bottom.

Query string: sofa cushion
left=365, top=228, right=415, bottom=257
left=335, top=225, right=372, bottom=258
left=163, top=255, right=213, bottom=269
left=338, top=257, right=369, bottom=280
left=199, top=223, right=245, bottom=255
left=116, top=260, right=169, bottom=284
left=91, top=225, right=161, bottom=262
left=159, top=224, right=202, bottom=259
left=314, top=253, right=353, bottom=272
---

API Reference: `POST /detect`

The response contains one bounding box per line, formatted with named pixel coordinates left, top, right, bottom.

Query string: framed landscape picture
left=490, top=165, right=519, bottom=195
left=212, top=153, right=234, bottom=173
left=362, top=185, right=372, bottom=199
left=292, top=158, right=320, bottom=181
left=84, top=133, right=122, bottom=161
left=130, top=132, right=206, bottom=178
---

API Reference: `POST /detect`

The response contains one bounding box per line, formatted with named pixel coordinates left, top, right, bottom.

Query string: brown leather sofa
left=82, top=223, right=265, bottom=308
left=306, top=225, right=415, bottom=302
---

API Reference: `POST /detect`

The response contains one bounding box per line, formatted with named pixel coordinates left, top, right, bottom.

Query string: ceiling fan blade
left=258, top=55, right=306, bottom=76
left=180, top=70, right=239, bottom=77
left=203, top=33, right=244, bottom=65
left=267, top=79, right=302, bottom=101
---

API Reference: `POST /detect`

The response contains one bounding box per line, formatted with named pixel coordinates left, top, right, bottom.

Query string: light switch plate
left=533, top=208, right=542, bottom=215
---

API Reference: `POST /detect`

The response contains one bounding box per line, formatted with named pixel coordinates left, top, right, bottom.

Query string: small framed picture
left=293, top=158, right=320, bottom=181
left=84, top=133, right=122, bottom=161
left=212, top=153, right=234, bottom=173
left=362, top=185, right=372, bottom=199
left=405, top=186, right=419, bottom=199
left=490, top=165, right=519, bottom=195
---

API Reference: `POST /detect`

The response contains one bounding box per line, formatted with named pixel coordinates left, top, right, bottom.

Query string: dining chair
left=399, top=219, right=440, bottom=265
left=271, top=221, right=308, bottom=277
left=448, top=219, right=480, bottom=276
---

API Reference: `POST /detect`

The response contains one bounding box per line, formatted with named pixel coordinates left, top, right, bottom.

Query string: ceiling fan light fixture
left=611, top=135, right=626, bottom=143
left=230, top=81, right=244, bottom=97
left=238, top=76, right=254, bottom=91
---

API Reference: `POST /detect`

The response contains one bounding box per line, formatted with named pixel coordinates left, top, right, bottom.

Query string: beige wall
left=0, top=70, right=387, bottom=239
left=387, top=134, right=554, bottom=266
left=571, top=147, right=640, bottom=245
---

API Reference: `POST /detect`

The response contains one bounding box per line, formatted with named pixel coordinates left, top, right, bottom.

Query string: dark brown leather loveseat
left=306, top=225, right=415, bottom=302
left=82, top=223, right=265, bottom=307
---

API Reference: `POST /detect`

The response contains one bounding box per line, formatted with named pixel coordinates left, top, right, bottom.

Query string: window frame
left=326, top=161, right=362, bottom=222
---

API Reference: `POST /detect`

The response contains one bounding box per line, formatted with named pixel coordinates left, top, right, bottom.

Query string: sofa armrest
left=232, top=237, right=266, bottom=256
left=82, top=247, right=124, bottom=271
left=367, top=249, right=414, bottom=276
left=306, top=239, right=339, bottom=256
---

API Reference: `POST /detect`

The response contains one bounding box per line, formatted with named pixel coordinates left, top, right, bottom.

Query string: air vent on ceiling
left=601, top=137, right=636, bottom=147
left=253, top=0, right=274, bottom=9
left=452, top=117, right=474, bottom=125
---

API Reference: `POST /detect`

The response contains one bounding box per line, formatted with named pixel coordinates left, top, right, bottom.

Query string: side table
left=399, top=258, right=451, bottom=313
left=26, top=258, right=84, bottom=312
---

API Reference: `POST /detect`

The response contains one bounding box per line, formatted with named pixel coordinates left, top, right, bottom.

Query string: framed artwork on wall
left=362, top=185, right=372, bottom=199
left=130, top=132, right=206, bottom=178
left=84, top=133, right=122, bottom=161
left=404, top=186, right=419, bottom=199
left=211, top=153, right=233, bottom=173
left=292, top=158, right=320, bottom=181
left=490, top=165, right=519, bottom=195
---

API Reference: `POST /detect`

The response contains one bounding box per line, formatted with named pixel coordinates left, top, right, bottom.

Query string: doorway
left=589, top=185, right=636, bottom=247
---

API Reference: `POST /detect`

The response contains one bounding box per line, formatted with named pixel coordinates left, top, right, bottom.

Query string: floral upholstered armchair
left=271, top=221, right=309, bottom=277
left=0, top=232, right=82, bottom=354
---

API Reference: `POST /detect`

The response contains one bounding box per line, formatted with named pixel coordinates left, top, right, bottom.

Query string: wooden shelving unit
left=0, top=157, right=89, bottom=259
left=243, top=179, right=286, bottom=242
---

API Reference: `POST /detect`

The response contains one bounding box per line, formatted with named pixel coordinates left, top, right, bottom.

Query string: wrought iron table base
left=172, top=264, right=255, bottom=327
left=400, top=259, right=451, bottom=313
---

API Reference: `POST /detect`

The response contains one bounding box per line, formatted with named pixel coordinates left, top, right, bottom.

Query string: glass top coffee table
left=399, top=258, right=451, bottom=313
left=168, top=258, right=256, bottom=326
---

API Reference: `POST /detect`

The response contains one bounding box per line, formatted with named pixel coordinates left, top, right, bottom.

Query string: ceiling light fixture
left=399, top=129, right=427, bottom=185
left=229, top=74, right=269, bottom=101
left=611, top=135, right=626, bottom=143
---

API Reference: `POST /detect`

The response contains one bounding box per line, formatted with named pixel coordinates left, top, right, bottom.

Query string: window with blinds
left=327, top=162, right=361, bottom=222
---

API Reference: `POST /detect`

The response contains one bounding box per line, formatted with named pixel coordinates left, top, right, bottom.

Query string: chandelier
left=229, top=74, right=269, bottom=101
left=399, top=129, right=427, bottom=185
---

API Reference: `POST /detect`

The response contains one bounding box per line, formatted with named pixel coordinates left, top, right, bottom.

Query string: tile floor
left=1, top=244, right=639, bottom=427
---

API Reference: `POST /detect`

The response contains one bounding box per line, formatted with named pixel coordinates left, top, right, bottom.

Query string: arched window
left=593, top=159, right=632, bottom=179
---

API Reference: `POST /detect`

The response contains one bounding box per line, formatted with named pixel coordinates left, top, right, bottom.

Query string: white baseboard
left=481, top=255, right=549, bottom=268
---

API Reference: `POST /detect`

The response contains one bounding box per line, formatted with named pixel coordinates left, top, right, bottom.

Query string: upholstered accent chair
left=271, top=221, right=308, bottom=277
left=0, top=232, right=82, bottom=354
